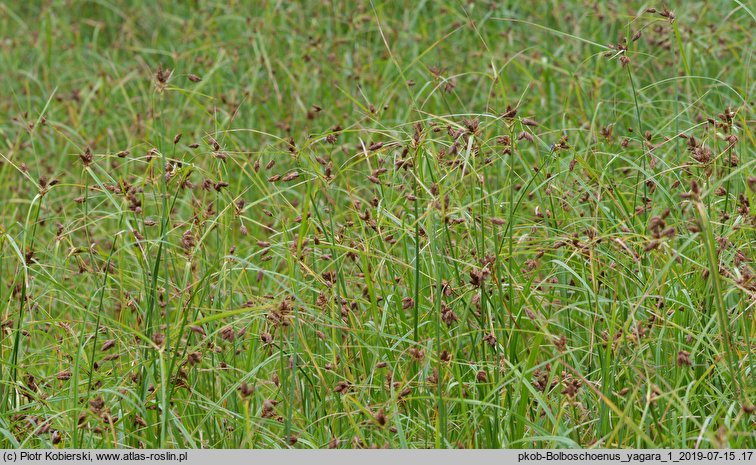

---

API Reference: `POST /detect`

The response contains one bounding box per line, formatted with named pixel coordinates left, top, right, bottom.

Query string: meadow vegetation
left=0, top=1, right=753, bottom=448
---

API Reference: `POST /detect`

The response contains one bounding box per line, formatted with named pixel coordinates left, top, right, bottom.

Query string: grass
left=0, top=0, right=753, bottom=449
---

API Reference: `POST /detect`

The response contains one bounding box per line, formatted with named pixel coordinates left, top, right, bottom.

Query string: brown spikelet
left=676, top=350, right=692, bottom=366
left=282, top=171, right=300, bottom=182
left=155, top=65, right=172, bottom=91
left=374, top=408, right=387, bottom=426
left=79, top=147, right=93, bottom=166
left=517, top=131, right=534, bottom=142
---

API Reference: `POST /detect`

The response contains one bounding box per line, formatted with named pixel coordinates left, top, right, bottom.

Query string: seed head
left=282, top=171, right=300, bottom=182
left=676, top=350, right=692, bottom=366
left=374, top=408, right=387, bottom=426
left=155, top=65, right=172, bottom=90
left=517, top=131, right=534, bottom=142
left=186, top=352, right=202, bottom=366
left=79, top=147, right=93, bottom=166
left=239, top=382, right=254, bottom=398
